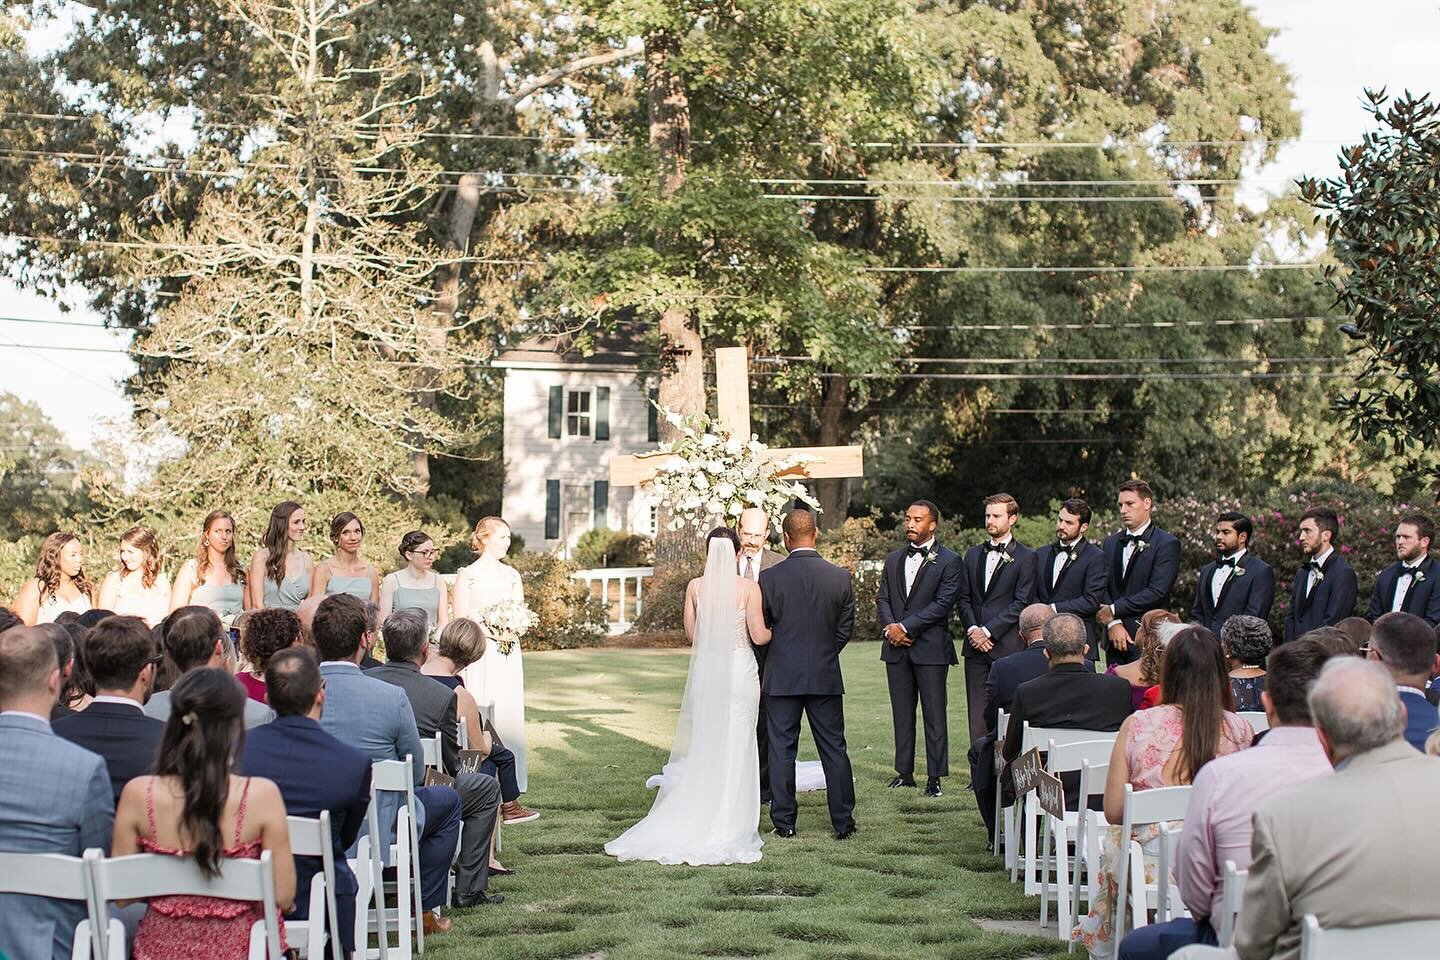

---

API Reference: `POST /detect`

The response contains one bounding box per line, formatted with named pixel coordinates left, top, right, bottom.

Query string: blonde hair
left=437, top=618, right=486, bottom=668
left=470, top=516, right=509, bottom=554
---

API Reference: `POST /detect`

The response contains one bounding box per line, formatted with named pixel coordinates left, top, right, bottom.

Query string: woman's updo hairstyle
left=398, top=531, right=431, bottom=561
left=706, top=526, right=741, bottom=552
left=470, top=517, right=509, bottom=554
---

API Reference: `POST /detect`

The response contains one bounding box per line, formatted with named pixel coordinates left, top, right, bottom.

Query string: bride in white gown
left=605, top=529, right=771, bottom=865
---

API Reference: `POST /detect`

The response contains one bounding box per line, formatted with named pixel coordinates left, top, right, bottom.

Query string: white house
left=495, top=328, right=659, bottom=554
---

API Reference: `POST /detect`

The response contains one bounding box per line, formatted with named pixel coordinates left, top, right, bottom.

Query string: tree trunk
left=815, top=372, right=851, bottom=528
left=646, top=30, right=703, bottom=571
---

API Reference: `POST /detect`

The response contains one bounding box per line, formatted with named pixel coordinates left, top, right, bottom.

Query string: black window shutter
left=545, top=479, right=561, bottom=539
left=595, top=386, right=610, bottom=441
left=548, top=386, right=563, bottom=439
left=647, top=388, right=659, bottom=442
left=593, top=480, right=609, bottom=529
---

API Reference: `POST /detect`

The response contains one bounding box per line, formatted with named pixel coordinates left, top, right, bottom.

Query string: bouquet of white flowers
left=648, top=405, right=822, bottom=531
left=476, top=600, right=539, bottom=655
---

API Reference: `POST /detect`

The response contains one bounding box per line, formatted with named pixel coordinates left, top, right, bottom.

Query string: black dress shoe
left=834, top=826, right=857, bottom=840
left=453, top=890, right=505, bottom=908
left=924, top=777, right=943, bottom=797
left=771, top=827, right=797, bottom=838
left=886, top=776, right=916, bottom=789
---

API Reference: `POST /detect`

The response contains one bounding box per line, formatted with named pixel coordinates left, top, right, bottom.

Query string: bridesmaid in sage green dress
left=379, top=530, right=450, bottom=633
left=168, top=510, right=247, bottom=626
left=311, top=511, right=380, bottom=602
left=247, top=501, right=313, bottom=611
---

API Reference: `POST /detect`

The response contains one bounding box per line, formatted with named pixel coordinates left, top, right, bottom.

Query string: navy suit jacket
left=1367, top=556, right=1440, bottom=626
left=759, top=550, right=854, bottom=697
left=1284, top=552, right=1358, bottom=641
left=1034, top=539, right=1107, bottom=655
left=959, top=541, right=1036, bottom=660
left=239, top=716, right=371, bottom=912
left=981, top=641, right=1050, bottom=738
left=1190, top=552, right=1277, bottom=635
left=1398, top=688, right=1439, bottom=752
left=52, top=700, right=164, bottom=806
left=876, top=543, right=964, bottom=666
left=1102, top=526, right=1181, bottom=641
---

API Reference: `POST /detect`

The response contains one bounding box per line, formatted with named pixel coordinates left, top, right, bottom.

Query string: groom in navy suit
left=876, top=499, right=964, bottom=797
left=760, top=509, right=857, bottom=839
left=1098, top=479, right=1180, bottom=665
left=1366, top=514, right=1440, bottom=626
left=1284, top=506, right=1358, bottom=641
left=1032, top=498, right=1107, bottom=666
left=960, top=493, right=1036, bottom=742
left=1190, top=511, right=1276, bottom=634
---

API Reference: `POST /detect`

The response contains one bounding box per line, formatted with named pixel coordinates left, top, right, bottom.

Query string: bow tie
left=1307, top=559, right=1324, bottom=571
left=1400, top=565, right=1422, bottom=578
left=1122, top=533, right=1143, bottom=546
left=1217, top=557, right=1238, bottom=568
left=985, top=542, right=1007, bottom=553
left=1055, top=541, right=1077, bottom=556
left=906, top=545, right=929, bottom=560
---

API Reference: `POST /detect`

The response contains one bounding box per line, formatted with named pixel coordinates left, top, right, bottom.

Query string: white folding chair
left=1238, top=711, right=1268, bottom=735
left=420, top=734, right=444, bottom=772
left=1217, top=860, right=1247, bottom=947
left=992, top=710, right=1010, bottom=864
left=1068, top=759, right=1109, bottom=954
left=90, top=850, right=283, bottom=959
left=457, top=717, right=469, bottom=751
left=352, top=794, right=390, bottom=960
left=1299, top=914, right=1440, bottom=959
left=0, top=849, right=108, bottom=960
left=1015, top=726, right=1118, bottom=894
left=1115, top=784, right=1192, bottom=941
left=1155, top=822, right=1188, bottom=924
left=287, top=812, right=344, bottom=960
left=1038, top=738, right=1114, bottom=938
left=363, top=758, right=425, bottom=959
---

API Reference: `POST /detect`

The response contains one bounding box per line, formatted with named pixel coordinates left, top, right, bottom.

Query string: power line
left=749, top=370, right=1357, bottom=382
left=754, top=355, right=1348, bottom=366
left=899, top=316, right=1336, bottom=330
left=0, top=315, right=116, bottom=330
left=1, top=234, right=540, bottom=266
left=764, top=193, right=1221, bottom=204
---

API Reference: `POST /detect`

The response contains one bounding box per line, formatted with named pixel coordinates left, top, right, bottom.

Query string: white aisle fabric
left=645, top=760, right=828, bottom=793
left=457, top=558, right=530, bottom=792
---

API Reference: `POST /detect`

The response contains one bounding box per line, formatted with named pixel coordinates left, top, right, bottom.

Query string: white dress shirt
left=904, top=538, right=935, bottom=593
left=1120, top=520, right=1152, bottom=576
left=1052, top=538, right=1080, bottom=588
left=1305, top=545, right=1333, bottom=597
left=739, top=550, right=763, bottom=582
left=1393, top=562, right=1424, bottom=612
left=983, top=535, right=1012, bottom=591
left=1212, top=549, right=1246, bottom=605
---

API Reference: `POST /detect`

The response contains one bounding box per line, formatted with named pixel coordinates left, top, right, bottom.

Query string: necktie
left=744, top=555, right=758, bottom=580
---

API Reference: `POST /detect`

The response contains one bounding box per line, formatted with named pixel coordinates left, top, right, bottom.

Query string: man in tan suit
left=738, top=506, right=784, bottom=803
left=1176, top=657, right=1440, bottom=960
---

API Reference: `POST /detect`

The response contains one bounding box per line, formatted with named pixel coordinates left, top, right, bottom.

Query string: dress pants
left=414, top=784, right=464, bottom=910
left=753, top=644, right=770, bottom=802
left=1118, top=917, right=1217, bottom=959
left=963, top=656, right=993, bottom=743
left=886, top=659, right=949, bottom=779
left=448, top=772, right=500, bottom=905
left=967, top=734, right=999, bottom=841
left=767, top=694, right=856, bottom=834
left=481, top=745, right=520, bottom=802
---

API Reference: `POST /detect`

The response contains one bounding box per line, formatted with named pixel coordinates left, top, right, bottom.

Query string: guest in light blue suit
left=311, top=595, right=462, bottom=934
left=0, top=626, right=116, bottom=960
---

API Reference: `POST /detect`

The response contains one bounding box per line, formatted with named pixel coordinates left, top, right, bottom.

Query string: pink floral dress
left=132, top=777, right=287, bottom=960
left=1072, top=705, right=1251, bottom=958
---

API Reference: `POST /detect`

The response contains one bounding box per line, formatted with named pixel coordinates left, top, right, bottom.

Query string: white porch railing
left=572, top=566, right=654, bottom=635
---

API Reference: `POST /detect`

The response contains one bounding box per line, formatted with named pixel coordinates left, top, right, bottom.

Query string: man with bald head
left=0, top=626, right=116, bottom=960
left=736, top=506, right=784, bottom=801
left=1175, top=657, right=1440, bottom=960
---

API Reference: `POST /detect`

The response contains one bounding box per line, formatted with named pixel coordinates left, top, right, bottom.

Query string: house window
left=566, top=389, right=591, bottom=437
left=649, top=506, right=658, bottom=536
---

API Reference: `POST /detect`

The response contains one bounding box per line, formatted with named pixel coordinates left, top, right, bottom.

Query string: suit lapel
left=1052, top=541, right=1084, bottom=592
left=905, top=548, right=941, bottom=610
left=1213, top=554, right=1244, bottom=611
left=1119, top=528, right=1153, bottom=591
left=1108, top=534, right=1125, bottom=590
left=1398, top=557, right=1432, bottom=613
left=969, top=547, right=987, bottom=602
left=982, top=542, right=1016, bottom=600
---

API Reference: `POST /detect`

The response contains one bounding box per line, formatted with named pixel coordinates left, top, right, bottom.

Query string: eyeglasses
left=410, top=549, right=438, bottom=558
left=147, top=654, right=165, bottom=666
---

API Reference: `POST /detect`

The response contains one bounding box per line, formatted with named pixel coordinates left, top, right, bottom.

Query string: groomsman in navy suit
left=1190, top=511, right=1276, bottom=634
left=1033, top=498, right=1107, bottom=667
left=960, top=493, right=1036, bottom=742
left=1366, top=514, right=1440, bottom=626
left=877, top=499, right=964, bottom=797
left=1098, top=479, right=1180, bottom=665
left=1284, top=506, right=1359, bottom=641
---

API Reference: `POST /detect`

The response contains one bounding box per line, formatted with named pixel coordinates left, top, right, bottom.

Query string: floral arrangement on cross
left=649, top=405, right=822, bottom=531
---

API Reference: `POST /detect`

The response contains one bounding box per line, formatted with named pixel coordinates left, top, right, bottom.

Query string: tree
left=1300, top=89, right=1440, bottom=489
left=0, top=393, right=93, bottom=541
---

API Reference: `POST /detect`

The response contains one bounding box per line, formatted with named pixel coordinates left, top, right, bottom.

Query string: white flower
left=746, top=488, right=767, bottom=504
left=692, top=473, right=710, bottom=490
left=707, top=459, right=725, bottom=473
left=715, top=481, right=736, bottom=499
left=727, top=501, right=743, bottom=517
left=666, top=410, right=684, bottom=427
left=700, top=433, right=720, bottom=449
left=724, top=436, right=743, bottom=455
left=706, top=499, right=724, bottom=515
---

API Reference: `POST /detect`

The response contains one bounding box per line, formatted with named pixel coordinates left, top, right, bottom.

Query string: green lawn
left=430, top=645, right=1069, bottom=960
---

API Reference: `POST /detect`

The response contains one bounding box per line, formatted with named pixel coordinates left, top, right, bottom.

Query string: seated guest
left=1333, top=616, right=1371, bottom=655
left=1073, top=626, right=1252, bottom=958
left=369, top=610, right=510, bottom=903
left=1136, top=620, right=1189, bottom=709
left=236, top=608, right=302, bottom=703
left=1219, top=615, right=1272, bottom=711
left=146, top=606, right=272, bottom=728
left=1118, top=640, right=1333, bottom=959
left=53, top=615, right=165, bottom=804
left=298, top=596, right=380, bottom=668
left=37, top=623, right=78, bottom=721
left=422, top=618, right=536, bottom=826
left=1108, top=610, right=1179, bottom=710
left=312, top=594, right=464, bottom=931
left=112, top=668, right=295, bottom=957
left=240, top=648, right=370, bottom=956
left=0, top=607, right=21, bottom=633
left=1367, top=611, right=1439, bottom=750
left=968, top=602, right=1054, bottom=842
left=57, top=620, right=94, bottom=712
left=1174, top=658, right=1440, bottom=960
left=0, top=626, right=115, bottom=960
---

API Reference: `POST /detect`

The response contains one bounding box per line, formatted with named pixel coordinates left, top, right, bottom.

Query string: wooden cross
left=608, top=346, right=864, bottom=488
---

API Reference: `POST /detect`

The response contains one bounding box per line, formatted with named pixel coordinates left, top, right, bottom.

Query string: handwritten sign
left=1011, top=747, right=1043, bottom=795
left=455, top=749, right=489, bottom=775
left=1036, top=770, right=1065, bottom=819
left=423, top=768, right=455, bottom=789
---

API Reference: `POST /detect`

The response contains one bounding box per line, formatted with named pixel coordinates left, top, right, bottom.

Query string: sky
left=3, top=0, right=1439, bottom=449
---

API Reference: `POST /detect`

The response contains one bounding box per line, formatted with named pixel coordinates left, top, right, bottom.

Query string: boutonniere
left=1416, top=570, right=1427, bottom=583
left=998, top=550, right=1015, bottom=566
left=1233, top=566, right=1246, bottom=577
left=1134, top=540, right=1150, bottom=554
left=1312, top=568, right=1325, bottom=584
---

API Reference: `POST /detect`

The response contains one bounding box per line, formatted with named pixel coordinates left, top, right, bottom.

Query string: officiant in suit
left=1098, top=479, right=1180, bottom=665
left=759, top=509, right=857, bottom=839
left=960, top=493, right=1036, bottom=742
left=737, top=507, right=784, bottom=802
left=1191, top=511, right=1276, bottom=634
left=876, top=499, right=964, bottom=797
left=1284, top=506, right=1358, bottom=642
left=1033, top=498, right=1107, bottom=667
left=1366, top=514, right=1440, bottom=626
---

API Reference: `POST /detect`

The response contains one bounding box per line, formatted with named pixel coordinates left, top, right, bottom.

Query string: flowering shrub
left=650, top=406, right=821, bottom=530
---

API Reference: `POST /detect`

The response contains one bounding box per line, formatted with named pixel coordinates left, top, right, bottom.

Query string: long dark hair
left=153, top=668, right=246, bottom=877
left=263, top=501, right=304, bottom=586
left=1158, top=626, right=1237, bottom=783
left=35, top=531, right=92, bottom=602
left=195, top=511, right=245, bottom=586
